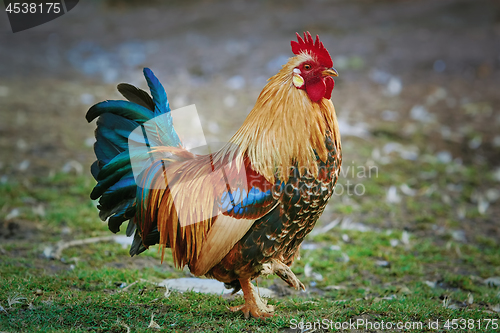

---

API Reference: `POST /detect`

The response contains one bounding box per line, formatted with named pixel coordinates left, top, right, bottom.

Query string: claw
left=262, top=259, right=306, bottom=291
left=230, top=278, right=275, bottom=319
left=229, top=303, right=274, bottom=319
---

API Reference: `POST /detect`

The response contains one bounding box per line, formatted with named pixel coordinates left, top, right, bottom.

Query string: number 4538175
left=444, top=319, right=498, bottom=330
left=5, top=3, right=61, bottom=14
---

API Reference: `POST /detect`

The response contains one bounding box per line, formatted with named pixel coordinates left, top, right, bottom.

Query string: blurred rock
left=385, top=77, right=402, bottom=96
left=386, top=186, right=401, bottom=204
left=426, top=87, right=447, bottom=105
left=223, top=94, right=237, bottom=108
left=207, top=120, right=220, bottom=134
left=441, top=194, right=452, bottom=205
left=374, top=294, right=397, bottom=302
left=451, top=230, right=466, bottom=243
left=80, top=93, right=94, bottom=105
left=440, top=126, right=452, bottom=140
left=397, top=286, right=411, bottom=294
left=61, top=160, right=83, bottom=175
left=493, top=168, right=500, bottom=182
left=486, top=189, right=499, bottom=202
left=304, top=263, right=312, bottom=277
left=159, top=277, right=274, bottom=297
left=371, top=147, right=389, bottom=164
left=113, top=235, right=133, bottom=249
left=383, top=142, right=419, bottom=160
left=400, top=183, right=416, bottom=196
left=172, top=95, right=188, bottom=108
left=436, top=151, right=452, bottom=163
left=333, top=55, right=349, bottom=70
left=16, top=139, right=28, bottom=151
left=67, top=40, right=153, bottom=83
left=369, top=69, right=391, bottom=84
left=424, top=280, right=437, bottom=288
left=478, top=197, right=489, bottom=215
left=410, top=104, right=435, bottom=123
left=493, top=136, right=500, bottom=148
left=0, top=86, right=10, bottom=97
left=61, top=226, right=71, bottom=235
left=301, top=243, right=321, bottom=250
left=375, top=260, right=390, bottom=268
left=15, top=112, right=26, bottom=126
left=484, top=277, right=500, bottom=287
left=84, top=137, right=96, bottom=147
left=325, top=285, right=346, bottom=290
left=67, top=41, right=119, bottom=83
left=310, top=217, right=341, bottom=236
left=225, top=40, right=250, bottom=56
left=18, top=160, right=30, bottom=172
left=251, top=75, right=268, bottom=88
left=340, top=217, right=375, bottom=232
left=433, top=59, right=446, bottom=73
left=462, top=102, right=492, bottom=116
left=457, top=206, right=466, bottom=219
left=337, top=118, right=369, bottom=138
left=468, top=136, right=482, bottom=149
left=381, top=110, right=399, bottom=121
left=312, top=272, right=323, bottom=281
left=401, top=231, right=410, bottom=245
left=225, top=75, right=245, bottom=90
left=32, top=204, right=46, bottom=218
left=118, top=41, right=148, bottom=67
left=5, top=208, right=20, bottom=221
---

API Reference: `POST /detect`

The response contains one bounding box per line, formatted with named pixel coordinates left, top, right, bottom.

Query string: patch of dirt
left=0, top=219, right=42, bottom=241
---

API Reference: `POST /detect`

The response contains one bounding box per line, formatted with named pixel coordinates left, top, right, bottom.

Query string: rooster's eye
left=304, top=64, right=311, bottom=70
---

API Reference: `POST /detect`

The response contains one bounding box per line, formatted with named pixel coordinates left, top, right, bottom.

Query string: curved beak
left=322, top=67, right=339, bottom=77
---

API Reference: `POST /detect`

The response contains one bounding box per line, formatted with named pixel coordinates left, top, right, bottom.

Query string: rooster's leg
left=229, top=278, right=274, bottom=319
left=262, top=259, right=306, bottom=290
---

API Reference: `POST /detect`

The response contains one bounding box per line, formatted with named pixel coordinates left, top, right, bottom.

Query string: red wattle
left=305, top=77, right=326, bottom=102
left=324, top=77, right=334, bottom=100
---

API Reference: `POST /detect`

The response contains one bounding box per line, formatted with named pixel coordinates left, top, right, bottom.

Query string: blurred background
left=0, top=0, right=499, bottom=285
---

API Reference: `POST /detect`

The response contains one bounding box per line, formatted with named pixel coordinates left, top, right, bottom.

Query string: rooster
left=86, top=32, right=341, bottom=319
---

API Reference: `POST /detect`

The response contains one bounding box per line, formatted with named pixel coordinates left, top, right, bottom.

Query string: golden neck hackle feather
left=218, top=53, right=341, bottom=183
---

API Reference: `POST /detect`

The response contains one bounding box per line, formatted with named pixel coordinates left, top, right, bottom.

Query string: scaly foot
left=229, top=278, right=275, bottom=319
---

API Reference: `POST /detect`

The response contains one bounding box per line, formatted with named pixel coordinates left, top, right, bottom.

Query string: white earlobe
left=292, top=73, right=304, bottom=88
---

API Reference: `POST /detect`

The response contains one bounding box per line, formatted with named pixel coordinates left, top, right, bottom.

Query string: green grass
left=1, top=156, right=499, bottom=332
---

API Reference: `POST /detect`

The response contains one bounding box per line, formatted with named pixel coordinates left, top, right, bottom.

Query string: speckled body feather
left=208, top=132, right=341, bottom=284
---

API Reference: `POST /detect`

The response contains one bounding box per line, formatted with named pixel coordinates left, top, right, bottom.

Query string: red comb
left=291, top=32, right=333, bottom=68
